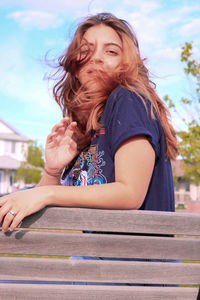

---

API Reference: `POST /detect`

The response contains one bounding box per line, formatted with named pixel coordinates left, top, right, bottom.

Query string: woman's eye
left=106, top=49, right=118, bottom=55
left=79, top=45, right=91, bottom=59
left=80, top=50, right=89, bottom=56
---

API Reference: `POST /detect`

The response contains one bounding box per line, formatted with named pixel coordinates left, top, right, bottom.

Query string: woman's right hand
left=44, top=118, right=78, bottom=176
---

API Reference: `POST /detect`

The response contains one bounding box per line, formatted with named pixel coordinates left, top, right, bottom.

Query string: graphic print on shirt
left=64, top=136, right=107, bottom=186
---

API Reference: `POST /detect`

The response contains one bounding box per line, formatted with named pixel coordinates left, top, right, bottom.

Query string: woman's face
left=78, top=24, right=123, bottom=85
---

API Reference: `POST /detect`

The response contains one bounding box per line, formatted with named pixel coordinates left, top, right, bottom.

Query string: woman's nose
left=90, top=49, right=103, bottom=64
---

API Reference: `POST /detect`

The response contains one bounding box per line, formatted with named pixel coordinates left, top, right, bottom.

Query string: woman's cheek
left=77, top=68, right=86, bottom=85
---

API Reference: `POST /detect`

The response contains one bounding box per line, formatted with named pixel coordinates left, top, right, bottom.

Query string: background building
left=0, top=117, right=29, bottom=194
left=172, top=160, right=200, bottom=213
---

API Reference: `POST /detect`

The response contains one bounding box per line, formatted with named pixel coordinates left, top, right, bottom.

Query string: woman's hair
left=51, top=12, right=178, bottom=159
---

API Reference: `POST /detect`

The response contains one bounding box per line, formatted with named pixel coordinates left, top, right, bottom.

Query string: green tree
left=14, top=140, right=44, bottom=185
left=179, top=122, right=200, bottom=185
left=164, top=42, right=200, bottom=185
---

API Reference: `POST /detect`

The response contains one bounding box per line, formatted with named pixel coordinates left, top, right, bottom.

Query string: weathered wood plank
left=0, top=257, right=200, bottom=285
left=1, top=231, right=200, bottom=260
left=0, top=208, right=200, bottom=297
left=0, top=285, right=199, bottom=300
left=11, top=207, right=200, bottom=236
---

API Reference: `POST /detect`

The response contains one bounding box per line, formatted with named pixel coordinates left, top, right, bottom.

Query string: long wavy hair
left=51, top=12, right=178, bottom=159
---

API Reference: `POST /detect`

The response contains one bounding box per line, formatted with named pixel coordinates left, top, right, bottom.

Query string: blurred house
left=172, top=160, right=200, bottom=213
left=0, top=117, right=29, bottom=194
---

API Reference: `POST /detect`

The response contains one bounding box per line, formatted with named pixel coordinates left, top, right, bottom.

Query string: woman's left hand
left=0, top=187, right=51, bottom=232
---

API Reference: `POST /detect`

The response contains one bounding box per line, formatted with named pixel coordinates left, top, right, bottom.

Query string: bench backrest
left=0, top=208, right=200, bottom=299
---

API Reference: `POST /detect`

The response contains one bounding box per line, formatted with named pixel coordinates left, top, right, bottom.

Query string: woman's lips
left=86, top=68, right=104, bottom=76
left=87, top=68, right=97, bottom=74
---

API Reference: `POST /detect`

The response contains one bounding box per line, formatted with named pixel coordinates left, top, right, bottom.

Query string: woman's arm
left=36, top=171, right=62, bottom=186
left=49, top=135, right=155, bottom=209
left=0, top=136, right=155, bottom=232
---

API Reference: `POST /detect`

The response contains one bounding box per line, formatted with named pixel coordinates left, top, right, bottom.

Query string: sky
left=0, top=0, right=200, bottom=147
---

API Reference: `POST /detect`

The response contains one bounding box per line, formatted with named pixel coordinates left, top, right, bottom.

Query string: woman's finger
left=51, top=123, right=63, bottom=134
left=51, top=118, right=70, bottom=134
left=0, top=196, right=8, bottom=207
left=64, top=122, right=77, bottom=138
left=0, top=203, right=10, bottom=225
left=46, top=132, right=58, bottom=144
left=69, top=138, right=77, bottom=151
left=1, top=210, right=16, bottom=232
left=9, top=212, right=24, bottom=232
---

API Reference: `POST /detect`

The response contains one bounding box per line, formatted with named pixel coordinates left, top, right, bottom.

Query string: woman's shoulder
left=102, top=86, right=163, bottom=160
left=108, top=85, right=138, bottom=99
left=108, top=85, right=149, bottom=105
left=106, top=85, right=150, bottom=113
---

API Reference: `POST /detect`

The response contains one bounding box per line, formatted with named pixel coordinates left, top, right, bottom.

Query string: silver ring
left=9, top=210, right=15, bottom=216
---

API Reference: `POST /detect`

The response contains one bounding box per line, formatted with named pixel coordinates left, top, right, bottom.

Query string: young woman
left=0, top=13, right=178, bottom=233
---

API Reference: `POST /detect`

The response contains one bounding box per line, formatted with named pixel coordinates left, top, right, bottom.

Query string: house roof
left=0, top=132, right=29, bottom=142
left=0, top=155, right=21, bottom=170
left=0, top=117, right=29, bottom=142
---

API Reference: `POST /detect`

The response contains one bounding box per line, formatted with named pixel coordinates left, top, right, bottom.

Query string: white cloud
left=162, top=3, right=200, bottom=24
left=8, top=10, right=63, bottom=30
left=0, top=38, right=61, bottom=143
left=153, top=47, right=181, bottom=61
left=0, top=38, right=59, bottom=115
left=114, top=9, right=166, bottom=52
left=0, top=0, right=96, bottom=13
left=0, top=0, right=199, bottom=141
left=192, top=45, right=200, bottom=59
left=135, top=0, right=160, bottom=14
left=0, top=0, right=162, bottom=19
left=178, top=4, right=200, bottom=15
left=123, top=0, right=160, bottom=13
left=179, top=18, right=200, bottom=37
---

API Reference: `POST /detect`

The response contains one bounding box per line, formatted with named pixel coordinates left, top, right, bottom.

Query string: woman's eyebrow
left=104, top=42, right=122, bottom=50
left=85, top=41, right=122, bottom=51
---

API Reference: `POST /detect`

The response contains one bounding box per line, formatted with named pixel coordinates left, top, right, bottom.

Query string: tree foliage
left=179, top=123, right=200, bottom=185
left=14, top=140, right=44, bottom=184
left=164, top=42, right=200, bottom=185
left=26, top=141, right=44, bottom=168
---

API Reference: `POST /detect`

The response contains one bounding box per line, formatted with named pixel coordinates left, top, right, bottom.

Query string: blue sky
left=0, top=0, right=200, bottom=147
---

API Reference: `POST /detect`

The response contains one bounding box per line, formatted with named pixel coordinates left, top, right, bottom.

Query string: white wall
left=0, top=140, right=27, bottom=161
left=190, top=185, right=200, bottom=201
left=0, top=120, right=29, bottom=194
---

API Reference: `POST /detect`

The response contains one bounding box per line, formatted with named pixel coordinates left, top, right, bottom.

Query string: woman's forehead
left=82, top=24, right=122, bottom=46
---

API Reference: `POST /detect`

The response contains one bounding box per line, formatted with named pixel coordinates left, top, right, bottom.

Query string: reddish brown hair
left=52, top=13, right=178, bottom=159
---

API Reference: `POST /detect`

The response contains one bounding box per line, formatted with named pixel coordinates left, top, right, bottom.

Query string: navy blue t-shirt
left=61, top=86, right=175, bottom=212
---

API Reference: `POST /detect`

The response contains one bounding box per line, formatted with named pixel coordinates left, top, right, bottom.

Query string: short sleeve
left=103, top=87, right=162, bottom=159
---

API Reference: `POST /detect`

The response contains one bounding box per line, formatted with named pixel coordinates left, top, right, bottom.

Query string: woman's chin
left=82, top=79, right=105, bottom=91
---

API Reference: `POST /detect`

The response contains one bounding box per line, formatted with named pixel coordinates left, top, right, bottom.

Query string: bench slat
left=17, top=207, right=200, bottom=236
left=1, top=208, right=200, bottom=298
left=0, top=285, right=199, bottom=300
left=0, top=257, right=200, bottom=285
left=1, top=231, right=200, bottom=260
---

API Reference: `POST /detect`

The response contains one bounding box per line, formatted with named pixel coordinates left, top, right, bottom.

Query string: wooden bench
left=0, top=208, right=200, bottom=299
